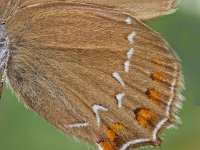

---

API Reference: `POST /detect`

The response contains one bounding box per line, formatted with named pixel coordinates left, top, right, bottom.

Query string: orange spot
left=146, top=89, right=160, bottom=105
left=99, top=141, right=115, bottom=150
left=151, top=72, right=164, bottom=84
left=153, top=58, right=162, bottom=66
left=135, top=108, right=155, bottom=128
left=106, top=130, right=117, bottom=142
left=105, top=123, right=125, bottom=142
left=110, top=123, right=125, bottom=133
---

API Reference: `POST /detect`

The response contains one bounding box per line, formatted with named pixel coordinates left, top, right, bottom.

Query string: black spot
left=0, top=43, right=4, bottom=47
left=0, top=38, right=5, bottom=42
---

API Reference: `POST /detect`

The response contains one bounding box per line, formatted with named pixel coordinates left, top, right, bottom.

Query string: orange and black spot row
left=152, top=58, right=163, bottom=66
left=105, top=123, right=125, bottom=142
left=151, top=72, right=165, bottom=84
left=134, top=108, right=155, bottom=128
left=99, top=141, right=115, bottom=150
left=146, top=89, right=160, bottom=106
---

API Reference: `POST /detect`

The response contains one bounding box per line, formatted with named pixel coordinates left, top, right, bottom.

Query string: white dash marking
left=120, top=139, right=151, bottom=150
left=124, top=60, right=130, bottom=73
left=112, top=72, right=125, bottom=86
left=92, top=105, right=108, bottom=126
left=127, top=31, right=136, bottom=43
left=152, top=118, right=168, bottom=141
left=125, top=17, right=132, bottom=25
left=124, top=48, right=134, bottom=72
left=68, top=122, right=89, bottom=128
left=166, top=79, right=176, bottom=117
left=116, top=93, right=126, bottom=108
left=127, top=48, right=134, bottom=59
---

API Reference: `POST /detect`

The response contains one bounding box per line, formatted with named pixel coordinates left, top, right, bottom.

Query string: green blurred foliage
left=0, top=3, right=200, bottom=150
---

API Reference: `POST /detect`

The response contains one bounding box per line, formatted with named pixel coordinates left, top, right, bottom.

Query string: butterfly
left=0, top=0, right=184, bottom=150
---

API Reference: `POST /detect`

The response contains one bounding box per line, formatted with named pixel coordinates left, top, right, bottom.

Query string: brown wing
left=6, top=2, right=183, bottom=150
left=0, top=0, right=178, bottom=21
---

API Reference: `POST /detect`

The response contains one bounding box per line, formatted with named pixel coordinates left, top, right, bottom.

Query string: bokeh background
left=0, top=0, right=200, bottom=150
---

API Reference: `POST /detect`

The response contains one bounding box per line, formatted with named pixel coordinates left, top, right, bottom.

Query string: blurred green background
left=0, top=0, right=200, bottom=150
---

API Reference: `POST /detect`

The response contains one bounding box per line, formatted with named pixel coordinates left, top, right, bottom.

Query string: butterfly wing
left=1, top=0, right=178, bottom=21
left=6, top=2, right=183, bottom=150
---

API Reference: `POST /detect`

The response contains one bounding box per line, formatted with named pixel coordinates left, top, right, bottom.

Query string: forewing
left=1, top=0, right=178, bottom=21
left=6, top=3, right=182, bottom=150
